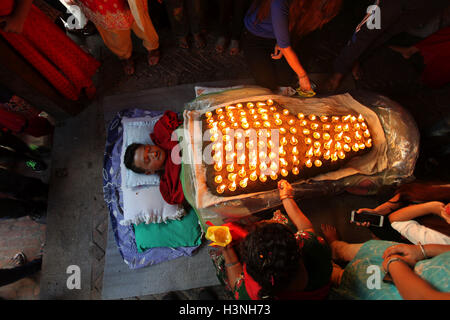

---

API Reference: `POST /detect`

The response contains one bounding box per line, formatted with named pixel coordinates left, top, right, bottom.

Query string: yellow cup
left=205, top=226, right=232, bottom=247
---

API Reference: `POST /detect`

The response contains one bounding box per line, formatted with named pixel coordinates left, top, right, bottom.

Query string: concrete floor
left=3, top=0, right=447, bottom=300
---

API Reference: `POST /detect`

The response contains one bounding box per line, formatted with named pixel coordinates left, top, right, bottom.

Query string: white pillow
left=120, top=183, right=185, bottom=226
left=120, top=115, right=185, bottom=226
left=121, top=116, right=162, bottom=188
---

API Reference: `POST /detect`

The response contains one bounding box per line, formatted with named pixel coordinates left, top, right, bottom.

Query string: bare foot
left=121, top=58, right=135, bottom=75
left=351, top=61, right=361, bottom=81
left=321, top=224, right=340, bottom=245
left=193, top=33, right=206, bottom=49
left=324, top=73, right=344, bottom=92
left=215, top=36, right=226, bottom=53
left=148, top=48, right=160, bottom=66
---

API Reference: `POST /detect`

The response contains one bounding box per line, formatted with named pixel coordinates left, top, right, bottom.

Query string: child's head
left=240, top=222, right=301, bottom=299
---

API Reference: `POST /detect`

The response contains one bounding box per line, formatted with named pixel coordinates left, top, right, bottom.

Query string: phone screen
left=351, top=211, right=384, bottom=227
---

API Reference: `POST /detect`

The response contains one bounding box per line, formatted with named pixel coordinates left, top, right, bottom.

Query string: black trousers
left=0, top=258, right=42, bottom=287
left=0, top=131, right=42, bottom=167
left=165, top=0, right=205, bottom=37
left=0, top=198, right=45, bottom=220
left=0, top=168, right=48, bottom=200
left=242, top=29, right=297, bottom=91
left=217, top=0, right=251, bottom=40
left=334, top=0, right=450, bottom=74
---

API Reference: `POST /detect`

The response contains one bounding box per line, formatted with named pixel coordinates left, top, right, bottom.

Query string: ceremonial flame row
left=205, top=100, right=372, bottom=194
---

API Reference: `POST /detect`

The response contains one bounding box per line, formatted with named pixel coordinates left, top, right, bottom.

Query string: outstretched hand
left=271, top=44, right=283, bottom=60
left=439, top=203, right=450, bottom=224
left=278, top=180, right=294, bottom=200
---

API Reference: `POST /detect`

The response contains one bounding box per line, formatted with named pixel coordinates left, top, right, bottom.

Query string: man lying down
left=123, top=110, right=184, bottom=205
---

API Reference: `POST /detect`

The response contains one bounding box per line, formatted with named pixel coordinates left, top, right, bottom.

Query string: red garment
left=76, top=0, right=134, bottom=30
left=243, top=264, right=331, bottom=300
left=0, top=108, right=53, bottom=137
left=415, top=26, right=450, bottom=88
left=150, top=111, right=184, bottom=205
left=0, top=0, right=13, bottom=16
left=0, top=4, right=100, bottom=101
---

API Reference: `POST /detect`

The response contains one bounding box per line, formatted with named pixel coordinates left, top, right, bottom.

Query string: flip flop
left=229, top=39, right=239, bottom=56
left=215, top=36, right=226, bottom=53
left=121, top=58, right=135, bottom=75
left=177, top=36, right=189, bottom=49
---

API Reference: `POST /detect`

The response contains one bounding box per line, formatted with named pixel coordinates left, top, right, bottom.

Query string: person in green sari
left=321, top=224, right=450, bottom=300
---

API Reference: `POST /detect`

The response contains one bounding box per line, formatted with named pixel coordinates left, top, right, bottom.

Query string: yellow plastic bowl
left=205, top=226, right=232, bottom=247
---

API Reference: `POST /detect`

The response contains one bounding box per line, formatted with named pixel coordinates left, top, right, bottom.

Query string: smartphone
left=350, top=210, right=384, bottom=227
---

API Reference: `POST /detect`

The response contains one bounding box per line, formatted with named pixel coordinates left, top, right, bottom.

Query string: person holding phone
left=320, top=224, right=450, bottom=300
left=353, top=182, right=450, bottom=245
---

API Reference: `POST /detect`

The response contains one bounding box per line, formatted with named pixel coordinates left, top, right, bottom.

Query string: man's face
left=133, top=144, right=166, bottom=174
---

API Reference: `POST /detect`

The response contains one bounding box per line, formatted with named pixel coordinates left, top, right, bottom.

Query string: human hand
left=0, top=14, right=26, bottom=33
left=298, top=75, right=312, bottom=92
left=382, top=244, right=423, bottom=267
left=278, top=180, right=294, bottom=200
left=441, top=203, right=450, bottom=224
left=353, top=208, right=379, bottom=227
left=382, top=254, right=408, bottom=273
left=428, top=201, right=450, bottom=224
left=271, top=44, right=283, bottom=60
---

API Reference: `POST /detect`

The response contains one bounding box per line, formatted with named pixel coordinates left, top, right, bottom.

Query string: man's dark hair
left=124, top=143, right=145, bottom=174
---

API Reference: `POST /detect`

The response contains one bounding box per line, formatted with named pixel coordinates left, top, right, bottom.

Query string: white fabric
left=121, top=116, right=162, bottom=188
left=120, top=183, right=185, bottom=226
left=391, top=220, right=450, bottom=245
left=120, top=116, right=185, bottom=226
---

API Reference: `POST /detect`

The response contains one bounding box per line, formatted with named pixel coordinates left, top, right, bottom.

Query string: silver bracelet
left=225, top=261, right=240, bottom=268
left=385, top=257, right=403, bottom=274
left=418, top=242, right=428, bottom=259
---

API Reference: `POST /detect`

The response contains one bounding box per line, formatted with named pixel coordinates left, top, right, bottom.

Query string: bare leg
left=321, top=224, right=363, bottom=262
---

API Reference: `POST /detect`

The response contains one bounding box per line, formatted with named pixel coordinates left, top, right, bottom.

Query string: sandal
left=121, top=58, right=135, bottom=75
left=148, top=48, right=161, bottom=66
left=10, top=252, right=27, bottom=266
left=229, top=39, right=239, bottom=56
left=215, top=36, right=226, bottom=53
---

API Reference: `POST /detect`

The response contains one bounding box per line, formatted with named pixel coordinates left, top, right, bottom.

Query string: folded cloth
left=133, top=207, right=202, bottom=252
